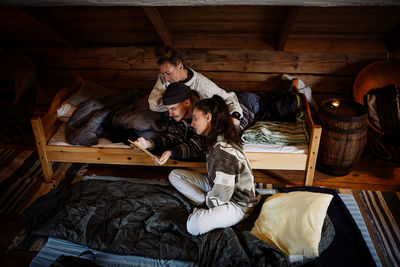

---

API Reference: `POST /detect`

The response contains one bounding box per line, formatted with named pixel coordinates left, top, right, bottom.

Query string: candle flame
left=331, top=99, right=340, bottom=107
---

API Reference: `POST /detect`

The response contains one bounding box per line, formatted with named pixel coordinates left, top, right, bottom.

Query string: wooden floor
left=254, top=152, right=400, bottom=192
left=81, top=151, right=400, bottom=192
left=0, top=216, right=37, bottom=267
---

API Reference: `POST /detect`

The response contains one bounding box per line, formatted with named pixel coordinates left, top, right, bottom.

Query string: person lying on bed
left=131, top=82, right=206, bottom=165
left=148, top=45, right=260, bottom=132
left=168, top=95, right=260, bottom=236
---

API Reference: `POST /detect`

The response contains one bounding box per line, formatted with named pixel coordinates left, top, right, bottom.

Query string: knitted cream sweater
left=148, top=67, right=243, bottom=117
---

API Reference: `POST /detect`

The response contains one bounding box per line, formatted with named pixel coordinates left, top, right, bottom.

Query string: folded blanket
left=241, top=120, right=308, bottom=145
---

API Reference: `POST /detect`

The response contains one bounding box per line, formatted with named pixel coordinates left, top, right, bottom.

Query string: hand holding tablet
left=127, top=139, right=159, bottom=159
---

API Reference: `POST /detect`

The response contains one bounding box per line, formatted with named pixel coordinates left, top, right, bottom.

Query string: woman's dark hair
left=155, top=45, right=185, bottom=66
left=195, top=95, right=241, bottom=151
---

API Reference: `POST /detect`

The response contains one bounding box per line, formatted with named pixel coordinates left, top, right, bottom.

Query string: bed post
left=292, top=78, right=322, bottom=186
left=31, top=117, right=53, bottom=183
left=30, top=84, right=81, bottom=183
left=304, top=125, right=322, bottom=186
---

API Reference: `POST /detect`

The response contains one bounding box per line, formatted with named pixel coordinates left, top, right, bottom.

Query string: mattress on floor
left=30, top=184, right=380, bottom=267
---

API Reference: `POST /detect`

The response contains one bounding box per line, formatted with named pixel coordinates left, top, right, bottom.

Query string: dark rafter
left=143, top=7, right=173, bottom=47
left=277, top=7, right=300, bottom=51
left=14, top=7, right=77, bottom=48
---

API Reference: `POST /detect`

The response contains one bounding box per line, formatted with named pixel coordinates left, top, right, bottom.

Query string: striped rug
left=0, top=148, right=83, bottom=215
left=1, top=147, right=399, bottom=266
left=354, top=190, right=400, bottom=267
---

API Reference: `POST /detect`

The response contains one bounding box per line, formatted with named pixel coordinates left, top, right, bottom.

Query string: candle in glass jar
left=331, top=99, right=340, bottom=108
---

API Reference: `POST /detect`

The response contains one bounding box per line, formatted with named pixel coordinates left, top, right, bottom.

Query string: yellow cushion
left=251, top=191, right=333, bottom=258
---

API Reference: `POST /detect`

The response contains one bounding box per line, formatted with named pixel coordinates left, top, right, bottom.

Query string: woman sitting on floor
left=168, top=95, right=260, bottom=235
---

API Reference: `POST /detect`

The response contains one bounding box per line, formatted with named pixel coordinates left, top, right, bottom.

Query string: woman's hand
left=130, top=137, right=153, bottom=150
left=152, top=150, right=172, bottom=166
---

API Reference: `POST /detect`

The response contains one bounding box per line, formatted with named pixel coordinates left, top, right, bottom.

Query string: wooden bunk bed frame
left=31, top=79, right=322, bottom=186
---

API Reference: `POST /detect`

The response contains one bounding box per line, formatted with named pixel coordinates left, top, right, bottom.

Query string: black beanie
left=162, top=82, right=192, bottom=105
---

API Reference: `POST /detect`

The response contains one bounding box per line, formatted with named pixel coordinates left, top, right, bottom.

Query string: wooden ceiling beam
left=14, top=7, right=77, bottom=48
left=277, top=7, right=301, bottom=51
left=143, top=7, right=173, bottom=47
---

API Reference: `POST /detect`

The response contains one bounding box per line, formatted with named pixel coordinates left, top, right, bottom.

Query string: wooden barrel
left=317, top=99, right=368, bottom=176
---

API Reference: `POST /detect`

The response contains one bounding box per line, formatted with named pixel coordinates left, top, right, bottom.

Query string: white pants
left=169, top=169, right=245, bottom=236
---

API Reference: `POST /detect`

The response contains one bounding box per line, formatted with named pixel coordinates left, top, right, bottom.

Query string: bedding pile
left=21, top=178, right=288, bottom=266
left=58, top=80, right=167, bottom=146
left=21, top=177, right=375, bottom=266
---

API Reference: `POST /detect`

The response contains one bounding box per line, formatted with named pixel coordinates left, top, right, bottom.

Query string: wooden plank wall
left=4, top=6, right=398, bottom=107
left=21, top=46, right=398, bottom=107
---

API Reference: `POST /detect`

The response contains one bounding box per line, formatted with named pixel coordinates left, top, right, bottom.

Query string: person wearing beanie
left=131, top=82, right=206, bottom=166
left=148, top=45, right=243, bottom=128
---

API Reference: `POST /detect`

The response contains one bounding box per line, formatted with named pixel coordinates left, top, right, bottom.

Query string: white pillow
left=57, top=103, right=76, bottom=123
left=56, top=80, right=114, bottom=122
left=251, top=191, right=333, bottom=259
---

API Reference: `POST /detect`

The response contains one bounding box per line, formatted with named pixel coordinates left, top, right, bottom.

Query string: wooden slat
left=65, top=32, right=160, bottom=45
left=248, top=153, right=308, bottom=170
left=18, top=46, right=152, bottom=60
left=285, top=37, right=387, bottom=53
left=22, top=46, right=388, bottom=61
left=143, top=7, right=173, bottom=46
left=22, top=47, right=392, bottom=75
left=37, top=78, right=351, bottom=96
left=46, top=145, right=205, bottom=168
left=45, top=145, right=308, bottom=170
left=33, top=53, right=371, bottom=74
left=39, top=70, right=356, bottom=93
left=173, top=33, right=276, bottom=49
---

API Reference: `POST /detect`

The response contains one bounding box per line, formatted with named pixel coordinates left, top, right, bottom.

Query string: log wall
left=4, top=5, right=398, bottom=107
left=20, top=46, right=399, bottom=107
